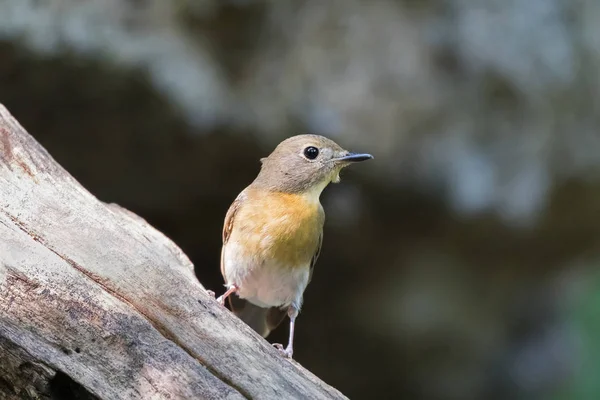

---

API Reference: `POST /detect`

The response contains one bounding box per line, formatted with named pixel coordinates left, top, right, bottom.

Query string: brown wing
left=220, top=191, right=245, bottom=278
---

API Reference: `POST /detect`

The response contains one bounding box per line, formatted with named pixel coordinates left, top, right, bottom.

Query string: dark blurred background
left=1, top=1, right=599, bottom=399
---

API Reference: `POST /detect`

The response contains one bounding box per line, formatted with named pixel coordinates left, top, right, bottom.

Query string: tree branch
left=0, top=104, right=346, bottom=400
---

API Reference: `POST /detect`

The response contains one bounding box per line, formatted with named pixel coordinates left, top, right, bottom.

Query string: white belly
left=222, top=241, right=311, bottom=309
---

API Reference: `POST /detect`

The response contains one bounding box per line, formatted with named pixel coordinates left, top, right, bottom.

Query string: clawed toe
left=272, top=343, right=293, bottom=358
left=205, top=290, right=216, bottom=298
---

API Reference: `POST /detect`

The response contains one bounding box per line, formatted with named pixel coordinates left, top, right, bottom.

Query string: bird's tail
left=228, top=295, right=287, bottom=338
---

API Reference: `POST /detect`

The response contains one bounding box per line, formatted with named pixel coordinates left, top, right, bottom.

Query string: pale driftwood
left=0, top=104, right=346, bottom=400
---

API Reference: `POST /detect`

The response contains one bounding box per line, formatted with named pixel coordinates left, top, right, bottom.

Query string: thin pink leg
left=216, top=284, right=238, bottom=305
left=273, top=307, right=298, bottom=358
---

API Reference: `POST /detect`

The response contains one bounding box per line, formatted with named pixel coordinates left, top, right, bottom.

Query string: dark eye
left=303, top=146, right=319, bottom=160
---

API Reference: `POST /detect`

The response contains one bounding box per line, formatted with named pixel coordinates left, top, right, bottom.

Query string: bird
left=215, top=134, right=373, bottom=358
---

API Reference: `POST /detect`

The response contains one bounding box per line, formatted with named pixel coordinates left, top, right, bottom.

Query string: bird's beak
left=336, top=152, right=374, bottom=162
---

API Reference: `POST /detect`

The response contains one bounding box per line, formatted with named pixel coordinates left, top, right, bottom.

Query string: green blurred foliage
left=555, top=271, right=600, bottom=400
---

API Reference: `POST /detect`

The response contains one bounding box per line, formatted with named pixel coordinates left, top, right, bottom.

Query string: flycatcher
left=216, top=134, right=373, bottom=358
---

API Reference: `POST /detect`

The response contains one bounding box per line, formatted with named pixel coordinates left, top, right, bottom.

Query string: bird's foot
left=272, top=343, right=293, bottom=358
left=216, top=284, right=238, bottom=306
left=205, top=290, right=216, bottom=298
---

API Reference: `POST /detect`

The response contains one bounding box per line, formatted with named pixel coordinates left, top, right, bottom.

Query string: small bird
left=216, top=134, right=373, bottom=358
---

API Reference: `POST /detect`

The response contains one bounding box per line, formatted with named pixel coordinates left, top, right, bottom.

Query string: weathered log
left=0, top=104, right=346, bottom=400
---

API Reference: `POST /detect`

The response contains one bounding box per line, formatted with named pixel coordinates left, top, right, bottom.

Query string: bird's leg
left=273, top=306, right=298, bottom=358
left=216, top=284, right=238, bottom=305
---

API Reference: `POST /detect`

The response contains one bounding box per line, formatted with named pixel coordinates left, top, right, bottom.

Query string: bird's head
left=254, top=134, right=373, bottom=198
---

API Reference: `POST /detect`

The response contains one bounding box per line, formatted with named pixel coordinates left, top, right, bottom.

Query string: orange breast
left=231, top=189, right=324, bottom=268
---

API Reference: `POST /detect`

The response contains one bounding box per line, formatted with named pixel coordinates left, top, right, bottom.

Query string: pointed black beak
left=337, top=152, right=374, bottom=162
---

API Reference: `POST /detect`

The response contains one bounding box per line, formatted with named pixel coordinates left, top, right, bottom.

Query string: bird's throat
left=299, top=179, right=330, bottom=204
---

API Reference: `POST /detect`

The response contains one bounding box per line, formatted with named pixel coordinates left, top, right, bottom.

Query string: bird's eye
left=303, top=146, right=319, bottom=160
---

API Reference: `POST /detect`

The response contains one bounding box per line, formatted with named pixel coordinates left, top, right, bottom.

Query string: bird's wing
left=220, top=191, right=245, bottom=277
